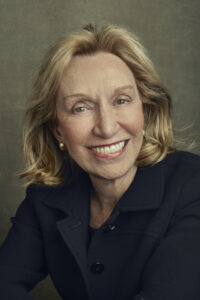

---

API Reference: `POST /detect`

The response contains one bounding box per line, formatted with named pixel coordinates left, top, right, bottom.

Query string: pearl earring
left=143, top=130, right=145, bottom=137
left=59, top=142, right=65, bottom=150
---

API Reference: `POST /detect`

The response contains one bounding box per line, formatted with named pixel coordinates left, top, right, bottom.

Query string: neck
left=89, top=166, right=137, bottom=211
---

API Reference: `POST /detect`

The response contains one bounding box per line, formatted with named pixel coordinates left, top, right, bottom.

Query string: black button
left=103, top=224, right=117, bottom=233
left=108, top=224, right=116, bottom=230
left=90, top=262, right=104, bottom=274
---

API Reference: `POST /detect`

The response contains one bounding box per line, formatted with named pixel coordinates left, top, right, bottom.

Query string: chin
left=89, top=164, right=137, bottom=181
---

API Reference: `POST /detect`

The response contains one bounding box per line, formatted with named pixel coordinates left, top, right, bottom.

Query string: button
left=90, top=262, right=104, bottom=274
left=108, top=224, right=116, bottom=230
left=103, top=224, right=117, bottom=233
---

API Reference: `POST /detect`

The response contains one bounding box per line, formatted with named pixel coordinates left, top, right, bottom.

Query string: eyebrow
left=64, top=85, right=135, bottom=100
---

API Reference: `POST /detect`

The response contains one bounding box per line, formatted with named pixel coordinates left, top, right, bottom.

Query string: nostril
left=93, top=114, right=119, bottom=138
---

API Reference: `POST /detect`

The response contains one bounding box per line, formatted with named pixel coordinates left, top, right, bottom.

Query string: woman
left=0, top=24, right=200, bottom=300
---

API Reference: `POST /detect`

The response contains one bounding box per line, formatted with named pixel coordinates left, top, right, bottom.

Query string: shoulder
left=13, top=184, right=53, bottom=226
left=17, top=173, right=89, bottom=227
left=163, top=150, right=200, bottom=167
left=14, top=180, right=74, bottom=227
left=160, top=150, right=200, bottom=179
left=24, top=172, right=88, bottom=207
left=142, top=151, right=200, bottom=191
left=26, top=183, right=53, bottom=201
left=159, top=151, right=200, bottom=210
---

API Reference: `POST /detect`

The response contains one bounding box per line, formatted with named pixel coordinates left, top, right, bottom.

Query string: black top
left=88, top=226, right=97, bottom=247
left=0, top=151, right=200, bottom=300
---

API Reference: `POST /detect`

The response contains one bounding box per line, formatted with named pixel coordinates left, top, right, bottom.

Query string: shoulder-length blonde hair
left=20, top=24, right=175, bottom=186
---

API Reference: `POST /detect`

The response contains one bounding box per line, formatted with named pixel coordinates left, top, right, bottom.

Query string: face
left=54, top=52, right=144, bottom=181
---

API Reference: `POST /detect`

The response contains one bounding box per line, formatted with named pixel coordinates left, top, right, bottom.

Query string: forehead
left=59, top=52, right=137, bottom=95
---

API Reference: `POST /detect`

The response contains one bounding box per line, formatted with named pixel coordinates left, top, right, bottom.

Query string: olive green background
left=0, top=0, right=200, bottom=299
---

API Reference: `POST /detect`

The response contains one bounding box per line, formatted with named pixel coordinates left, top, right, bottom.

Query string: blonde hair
left=20, top=24, right=175, bottom=186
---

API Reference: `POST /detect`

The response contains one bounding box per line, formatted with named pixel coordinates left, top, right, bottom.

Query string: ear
left=49, top=122, right=63, bottom=143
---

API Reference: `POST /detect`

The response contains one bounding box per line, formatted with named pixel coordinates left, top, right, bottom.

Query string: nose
left=93, top=105, right=120, bottom=138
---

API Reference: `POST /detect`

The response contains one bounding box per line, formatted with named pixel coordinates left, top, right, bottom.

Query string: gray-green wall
left=0, top=1, right=199, bottom=299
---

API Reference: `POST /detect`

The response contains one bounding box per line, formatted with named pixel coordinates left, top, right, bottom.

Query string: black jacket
left=0, top=151, right=200, bottom=300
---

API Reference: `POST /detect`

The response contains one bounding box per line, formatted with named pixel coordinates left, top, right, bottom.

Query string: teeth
left=91, top=141, right=125, bottom=154
left=105, top=147, right=110, bottom=154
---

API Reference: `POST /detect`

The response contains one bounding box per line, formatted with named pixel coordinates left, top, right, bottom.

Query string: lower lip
left=88, top=140, right=129, bottom=160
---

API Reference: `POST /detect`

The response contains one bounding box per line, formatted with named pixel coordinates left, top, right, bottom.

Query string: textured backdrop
left=0, top=0, right=200, bottom=299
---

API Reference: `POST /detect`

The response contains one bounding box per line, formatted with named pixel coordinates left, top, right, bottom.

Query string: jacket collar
left=43, top=171, right=91, bottom=216
left=117, top=161, right=163, bottom=212
left=43, top=162, right=163, bottom=300
left=43, top=172, right=92, bottom=299
left=43, top=161, right=163, bottom=215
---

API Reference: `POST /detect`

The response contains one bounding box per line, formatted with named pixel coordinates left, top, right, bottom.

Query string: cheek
left=123, top=110, right=144, bottom=135
left=59, top=120, right=91, bottom=148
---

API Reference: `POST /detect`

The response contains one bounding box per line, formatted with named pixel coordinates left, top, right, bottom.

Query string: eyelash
left=72, top=97, right=131, bottom=113
left=73, top=104, right=92, bottom=114
left=116, top=98, right=130, bottom=105
left=74, top=106, right=87, bottom=113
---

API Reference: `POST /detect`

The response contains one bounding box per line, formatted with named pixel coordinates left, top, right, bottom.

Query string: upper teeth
left=91, top=141, right=125, bottom=154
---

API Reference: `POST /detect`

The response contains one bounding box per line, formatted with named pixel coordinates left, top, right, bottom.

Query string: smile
left=91, top=141, right=125, bottom=154
left=90, top=140, right=127, bottom=154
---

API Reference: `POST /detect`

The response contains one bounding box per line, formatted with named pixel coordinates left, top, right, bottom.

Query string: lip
left=88, top=139, right=129, bottom=159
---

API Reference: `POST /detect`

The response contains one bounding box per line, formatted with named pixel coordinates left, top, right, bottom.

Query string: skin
left=53, top=52, right=144, bottom=228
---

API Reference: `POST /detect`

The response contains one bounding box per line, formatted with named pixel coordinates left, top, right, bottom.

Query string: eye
left=116, top=98, right=129, bottom=105
left=74, top=106, right=87, bottom=113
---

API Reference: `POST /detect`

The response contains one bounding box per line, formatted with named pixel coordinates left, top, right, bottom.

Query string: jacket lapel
left=43, top=172, right=92, bottom=297
left=42, top=161, right=163, bottom=298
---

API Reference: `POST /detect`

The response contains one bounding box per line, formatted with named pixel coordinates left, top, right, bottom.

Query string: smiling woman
left=19, top=24, right=174, bottom=187
left=53, top=52, right=144, bottom=185
left=1, top=24, right=200, bottom=300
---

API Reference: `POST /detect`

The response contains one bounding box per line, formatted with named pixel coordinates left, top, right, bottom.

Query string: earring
left=59, top=142, right=65, bottom=150
left=142, top=130, right=145, bottom=137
